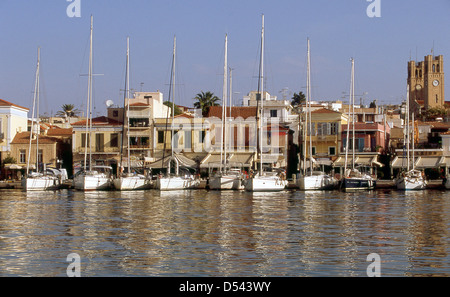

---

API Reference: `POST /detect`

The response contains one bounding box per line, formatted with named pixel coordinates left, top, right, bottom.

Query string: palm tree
left=194, top=91, right=220, bottom=117
left=56, top=104, right=81, bottom=118
left=291, top=91, right=306, bottom=106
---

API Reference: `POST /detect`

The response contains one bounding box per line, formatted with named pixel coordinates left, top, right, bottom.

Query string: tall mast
left=351, top=58, right=356, bottom=170
left=126, top=37, right=131, bottom=173
left=344, top=58, right=353, bottom=174
left=84, top=15, right=94, bottom=172
left=220, top=34, right=228, bottom=173
left=259, top=14, right=265, bottom=176
left=307, top=38, right=313, bottom=175
left=27, top=47, right=40, bottom=176
left=406, top=84, right=410, bottom=171
left=171, top=36, right=176, bottom=160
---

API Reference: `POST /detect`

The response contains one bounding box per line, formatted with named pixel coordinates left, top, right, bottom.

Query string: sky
left=1, top=0, right=450, bottom=117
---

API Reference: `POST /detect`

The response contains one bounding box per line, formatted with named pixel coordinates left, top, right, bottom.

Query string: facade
left=71, top=116, right=123, bottom=173
left=9, top=132, right=62, bottom=170
left=0, top=98, right=29, bottom=163
left=408, top=55, right=445, bottom=113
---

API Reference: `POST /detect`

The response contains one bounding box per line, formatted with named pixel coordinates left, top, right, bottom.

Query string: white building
left=0, top=98, right=29, bottom=160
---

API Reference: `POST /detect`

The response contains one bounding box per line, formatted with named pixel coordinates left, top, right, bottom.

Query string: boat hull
left=209, top=175, right=242, bottom=190
left=395, top=177, right=426, bottom=190
left=156, top=176, right=200, bottom=191
left=298, top=175, right=338, bottom=190
left=113, top=176, right=152, bottom=191
left=74, top=174, right=112, bottom=191
left=341, top=177, right=375, bottom=191
left=244, top=176, right=287, bottom=192
left=22, top=177, right=61, bottom=191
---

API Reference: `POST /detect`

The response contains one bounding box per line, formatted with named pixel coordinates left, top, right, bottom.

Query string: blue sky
left=1, top=0, right=449, bottom=116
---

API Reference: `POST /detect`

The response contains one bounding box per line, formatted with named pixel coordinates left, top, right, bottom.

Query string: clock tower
left=408, top=54, right=444, bottom=114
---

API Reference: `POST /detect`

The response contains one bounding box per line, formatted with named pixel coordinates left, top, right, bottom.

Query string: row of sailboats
left=22, top=15, right=430, bottom=193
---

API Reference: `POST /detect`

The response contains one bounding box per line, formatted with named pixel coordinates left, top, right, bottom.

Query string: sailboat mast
left=412, top=112, right=415, bottom=170
left=84, top=15, right=94, bottom=172
left=344, top=59, right=352, bottom=174
left=406, top=84, right=410, bottom=171
left=27, top=47, right=40, bottom=176
left=126, top=37, right=131, bottom=173
left=351, top=58, right=356, bottom=170
left=259, top=14, right=265, bottom=176
left=307, top=38, right=313, bottom=175
left=220, top=34, right=228, bottom=173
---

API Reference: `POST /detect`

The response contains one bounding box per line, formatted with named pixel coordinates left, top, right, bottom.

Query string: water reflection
left=0, top=189, right=450, bottom=276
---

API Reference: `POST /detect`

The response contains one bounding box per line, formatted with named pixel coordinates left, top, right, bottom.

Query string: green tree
left=291, top=91, right=306, bottom=106
left=56, top=104, right=81, bottom=118
left=423, top=106, right=446, bottom=121
left=163, top=101, right=183, bottom=116
left=193, top=91, right=220, bottom=117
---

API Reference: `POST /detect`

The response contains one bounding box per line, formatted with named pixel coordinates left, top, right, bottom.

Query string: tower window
left=433, top=64, right=436, bottom=72
left=436, top=95, right=439, bottom=104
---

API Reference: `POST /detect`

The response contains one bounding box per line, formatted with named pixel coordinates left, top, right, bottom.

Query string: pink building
left=341, top=122, right=390, bottom=153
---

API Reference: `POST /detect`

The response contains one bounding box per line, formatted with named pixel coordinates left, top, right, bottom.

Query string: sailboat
left=244, top=14, right=287, bottom=192
left=22, top=47, right=62, bottom=191
left=297, top=38, right=337, bottom=191
left=209, top=34, right=243, bottom=190
left=73, top=15, right=113, bottom=191
left=113, top=37, right=152, bottom=191
left=395, top=85, right=426, bottom=190
left=340, top=58, right=375, bottom=191
left=156, top=36, right=200, bottom=191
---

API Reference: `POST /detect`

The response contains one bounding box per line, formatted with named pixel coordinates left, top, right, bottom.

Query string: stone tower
left=408, top=55, right=444, bottom=114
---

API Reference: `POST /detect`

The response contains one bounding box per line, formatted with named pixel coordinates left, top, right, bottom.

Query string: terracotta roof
left=129, top=102, right=150, bottom=107
left=46, top=127, right=73, bottom=136
left=0, top=98, right=29, bottom=111
left=424, top=121, right=450, bottom=129
left=311, top=108, right=341, bottom=114
left=10, top=132, right=61, bottom=145
left=71, top=116, right=122, bottom=126
left=207, top=106, right=257, bottom=119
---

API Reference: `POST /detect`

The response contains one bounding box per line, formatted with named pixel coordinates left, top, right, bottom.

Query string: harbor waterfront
left=1, top=188, right=450, bottom=277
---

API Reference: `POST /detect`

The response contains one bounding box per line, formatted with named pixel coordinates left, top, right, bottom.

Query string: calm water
left=0, top=188, right=449, bottom=277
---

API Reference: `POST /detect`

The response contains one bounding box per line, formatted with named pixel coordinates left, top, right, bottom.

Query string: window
left=96, top=133, right=104, bottom=152
left=198, top=130, right=206, bottom=143
left=110, top=133, right=119, bottom=147
left=81, top=133, right=90, bottom=148
left=19, top=150, right=26, bottom=163
left=158, top=131, right=165, bottom=144
left=329, top=146, right=336, bottom=156
left=270, top=110, right=278, bottom=117
left=38, top=150, right=43, bottom=163
left=113, top=110, right=119, bottom=117
left=311, top=147, right=316, bottom=155
left=330, top=122, right=337, bottom=135
left=185, top=131, right=192, bottom=149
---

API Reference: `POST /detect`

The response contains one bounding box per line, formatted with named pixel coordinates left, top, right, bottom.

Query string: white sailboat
left=244, top=14, right=287, bottom=192
left=113, top=37, right=151, bottom=191
left=341, top=58, right=375, bottom=191
left=22, top=47, right=62, bottom=191
left=395, top=86, right=426, bottom=190
left=297, top=38, right=337, bottom=191
left=156, top=36, right=200, bottom=191
left=74, top=15, right=112, bottom=191
left=209, top=34, right=243, bottom=190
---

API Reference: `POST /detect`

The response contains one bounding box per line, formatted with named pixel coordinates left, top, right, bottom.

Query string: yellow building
left=71, top=116, right=123, bottom=172
left=302, top=108, right=348, bottom=159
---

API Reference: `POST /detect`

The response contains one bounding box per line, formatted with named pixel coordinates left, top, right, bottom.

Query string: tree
left=163, top=101, right=183, bottom=116
left=56, top=104, right=81, bottom=118
left=193, top=91, right=220, bottom=117
left=422, top=106, right=446, bottom=121
left=291, top=92, right=306, bottom=106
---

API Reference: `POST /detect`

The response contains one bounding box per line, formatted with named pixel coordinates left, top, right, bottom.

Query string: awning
left=333, top=155, right=383, bottom=167
left=200, top=152, right=254, bottom=168
left=5, top=164, right=22, bottom=169
left=146, top=154, right=197, bottom=169
left=391, top=156, right=442, bottom=169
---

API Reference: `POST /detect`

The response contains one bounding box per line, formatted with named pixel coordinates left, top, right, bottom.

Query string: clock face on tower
left=433, top=79, right=440, bottom=87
